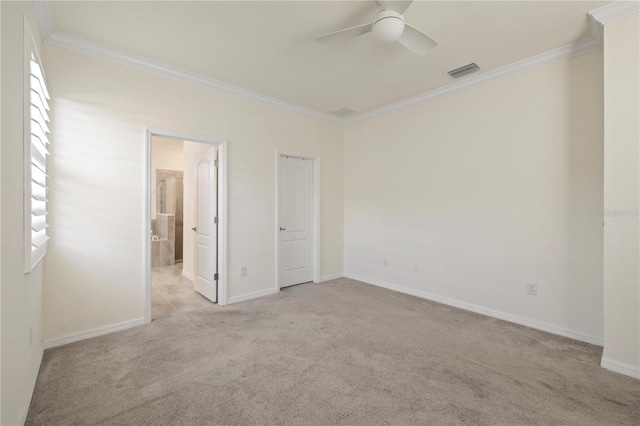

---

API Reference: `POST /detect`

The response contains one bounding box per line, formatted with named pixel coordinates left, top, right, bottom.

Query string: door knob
left=279, top=227, right=286, bottom=231
left=191, top=227, right=197, bottom=231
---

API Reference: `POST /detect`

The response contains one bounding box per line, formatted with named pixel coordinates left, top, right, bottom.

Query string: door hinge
left=214, top=159, right=219, bottom=167
left=214, top=216, right=218, bottom=224
left=214, top=273, right=219, bottom=281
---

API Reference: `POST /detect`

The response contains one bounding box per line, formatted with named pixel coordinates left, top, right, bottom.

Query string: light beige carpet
left=27, top=278, right=639, bottom=425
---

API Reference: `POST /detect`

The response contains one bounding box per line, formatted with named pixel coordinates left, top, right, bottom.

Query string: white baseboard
left=182, top=269, right=194, bottom=281
left=43, top=317, right=146, bottom=349
left=601, top=357, right=640, bottom=379
left=17, top=345, right=44, bottom=426
left=344, top=273, right=603, bottom=346
left=319, top=273, right=343, bottom=282
left=228, top=288, right=279, bottom=304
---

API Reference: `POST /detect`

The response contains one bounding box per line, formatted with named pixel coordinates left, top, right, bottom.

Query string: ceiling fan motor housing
left=371, top=10, right=405, bottom=43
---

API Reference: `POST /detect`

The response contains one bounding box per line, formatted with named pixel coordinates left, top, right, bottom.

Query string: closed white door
left=278, top=156, right=313, bottom=288
left=193, top=147, right=217, bottom=302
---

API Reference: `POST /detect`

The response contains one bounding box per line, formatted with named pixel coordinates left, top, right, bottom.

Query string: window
left=24, top=20, right=51, bottom=273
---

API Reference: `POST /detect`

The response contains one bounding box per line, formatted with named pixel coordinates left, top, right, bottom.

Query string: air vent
left=447, top=63, right=480, bottom=79
left=330, top=108, right=355, bottom=117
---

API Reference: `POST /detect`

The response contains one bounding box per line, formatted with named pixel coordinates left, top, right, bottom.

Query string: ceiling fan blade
left=316, top=23, right=372, bottom=44
left=398, top=24, right=437, bottom=56
left=385, top=0, right=414, bottom=15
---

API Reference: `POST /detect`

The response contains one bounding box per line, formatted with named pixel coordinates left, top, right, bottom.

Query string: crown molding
left=589, top=1, right=639, bottom=42
left=44, top=30, right=344, bottom=125
left=36, top=0, right=620, bottom=127
left=588, top=11, right=605, bottom=44
left=590, top=1, right=639, bottom=25
left=33, top=0, right=54, bottom=40
left=343, top=32, right=603, bottom=124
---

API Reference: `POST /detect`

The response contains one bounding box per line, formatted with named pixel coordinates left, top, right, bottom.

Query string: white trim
left=24, top=17, right=33, bottom=273
left=218, top=142, right=229, bottom=306
left=590, top=1, right=640, bottom=25
left=24, top=18, right=50, bottom=273
left=601, top=357, right=640, bottom=380
left=276, top=150, right=321, bottom=291
left=320, top=273, right=343, bottom=282
left=145, top=128, right=229, bottom=323
left=589, top=1, right=639, bottom=43
left=344, top=272, right=604, bottom=346
left=43, top=318, right=146, bottom=349
left=45, top=30, right=342, bottom=125
left=33, top=0, right=54, bottom=40
left=312, top=158, right=321, bottom=284
left=147, top=127, right=226, bottom=146
left=588, top=13, right=605, bottom=46
left=17, top=345, right=44, bottom=426
left=37, top=2, right=618, bottom=125
left=181, top=269, right=194, bottom=282
left=227, top=288, right=279, bottom=305
left=144, top=130, right=152, bottom=323
left=343, top=33, right=603, bottom=124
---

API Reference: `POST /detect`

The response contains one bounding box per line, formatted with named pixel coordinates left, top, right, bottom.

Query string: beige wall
left=602, top=13, right=640, bottom=378
left=1, top=6, right=636, bottom=423
left=151, top=136, right=184, bottom=220
left=0, top=0, right=2, bottom=419
left=1, top=2, right=45, bottom=424
left=344, top=51, right=605, bottom=343
left=42, top=45, right=344, bottom=342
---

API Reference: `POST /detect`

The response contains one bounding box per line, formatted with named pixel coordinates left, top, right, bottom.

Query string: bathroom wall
left=150, top=137, right=183, bottom=220
left=174, top=178, right=184, bottom=261
left=151, top=137, right=184, bottom=267
left=155, top=170, right=184, bottom=263
left=152, top=214, right=175, bottom=267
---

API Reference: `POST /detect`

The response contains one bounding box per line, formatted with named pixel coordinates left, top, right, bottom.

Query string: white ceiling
left=48, top=1, right=611, bottom=116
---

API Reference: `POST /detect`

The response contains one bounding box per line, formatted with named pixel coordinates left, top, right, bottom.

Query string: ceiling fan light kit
left=371, top=11, right=405, bottom=43
left=316, top=0, right=437, bottom=56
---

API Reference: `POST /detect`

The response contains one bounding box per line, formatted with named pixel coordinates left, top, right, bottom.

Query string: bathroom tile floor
left=151, top=264, right=214, bottom=320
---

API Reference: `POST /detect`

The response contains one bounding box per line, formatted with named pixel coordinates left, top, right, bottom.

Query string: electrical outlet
left=240, top=266, right=247, bottom=277
left=414, top=264, right=420, bottom=272
left=526, top=282, right=537, bottom=296
left=29, top=326, right=33, bottom=346
left=383, top=258, right=388, bottom=267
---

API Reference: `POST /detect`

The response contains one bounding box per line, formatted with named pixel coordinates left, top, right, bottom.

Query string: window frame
left=24, top=18, right=51, bottom=273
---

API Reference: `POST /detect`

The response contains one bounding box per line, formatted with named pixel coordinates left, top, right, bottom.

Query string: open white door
left=193, top=146, right=217, bottom=302
left=278, top=156, right=313, bottom=288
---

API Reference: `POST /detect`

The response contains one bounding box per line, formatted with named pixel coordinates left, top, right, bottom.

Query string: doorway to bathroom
left=144, top=128, right=228, bottom=323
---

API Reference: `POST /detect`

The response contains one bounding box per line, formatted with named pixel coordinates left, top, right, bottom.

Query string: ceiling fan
left=316, top=0, right=437, bottom=56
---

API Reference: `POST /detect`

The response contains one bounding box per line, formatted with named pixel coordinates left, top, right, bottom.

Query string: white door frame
left=276, top=150, right=320, bottom=290
left=144, top=127, right=228, bottom=324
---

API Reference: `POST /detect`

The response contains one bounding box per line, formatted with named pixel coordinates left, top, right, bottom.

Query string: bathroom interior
left=150, top=136, right=212, bottom=320
left=152, top=170, right=184, bottom=267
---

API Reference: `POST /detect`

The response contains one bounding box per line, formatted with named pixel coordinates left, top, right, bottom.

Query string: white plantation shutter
left=25, top=22, right=51, bottom=272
